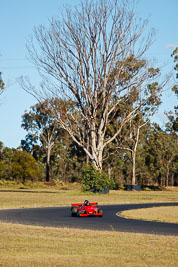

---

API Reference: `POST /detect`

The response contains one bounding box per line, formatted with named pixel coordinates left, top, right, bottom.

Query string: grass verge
left=0, top=186, right=178, bottom=209
left=120, top=206, right=178, bottom=224
left=0, top=222, right=178, bottom=267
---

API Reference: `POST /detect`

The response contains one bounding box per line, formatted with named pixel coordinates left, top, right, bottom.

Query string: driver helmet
left=84, top=200, right=90, bottom=206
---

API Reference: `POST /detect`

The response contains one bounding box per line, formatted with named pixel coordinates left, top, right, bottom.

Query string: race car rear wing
left=71, top=202, right=98, bottom=206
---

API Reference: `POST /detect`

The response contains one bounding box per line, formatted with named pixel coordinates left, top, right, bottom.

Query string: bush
left=11, top=150, right=40, bottom=183
left=81, top=164, right=114, bottom=192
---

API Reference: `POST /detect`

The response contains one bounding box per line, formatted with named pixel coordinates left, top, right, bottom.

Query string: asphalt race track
left=0, top=203, right=178, bottom=235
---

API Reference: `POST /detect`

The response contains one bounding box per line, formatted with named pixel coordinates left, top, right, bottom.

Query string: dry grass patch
left=120, top=206, right=178, bottom=223
left=0, top=187, right=178, bottom=209
left=0, top=222, right=178, bottom=267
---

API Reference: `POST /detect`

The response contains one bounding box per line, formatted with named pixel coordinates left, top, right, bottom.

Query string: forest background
left=0, top=0, right=177, bottom=190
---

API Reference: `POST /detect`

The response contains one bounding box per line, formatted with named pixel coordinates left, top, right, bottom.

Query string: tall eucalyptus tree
left=20, top=0, right=169, bottom=170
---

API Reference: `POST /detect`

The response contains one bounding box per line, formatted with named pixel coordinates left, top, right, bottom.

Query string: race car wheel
left=71, top=207, right=77, bottom=217
left=77, top=209, right=82, bottom=216
left=98, top=209, right=103, bottom=217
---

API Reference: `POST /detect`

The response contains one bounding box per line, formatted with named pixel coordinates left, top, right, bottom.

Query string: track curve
left=0, top=202, right=178, bottom=236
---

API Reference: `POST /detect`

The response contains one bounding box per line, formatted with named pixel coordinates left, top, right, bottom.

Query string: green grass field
left=0, top=184, right=178, bottom=266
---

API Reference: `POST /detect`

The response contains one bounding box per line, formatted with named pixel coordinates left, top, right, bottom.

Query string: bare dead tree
left=20, top=0, right=170, bottom=170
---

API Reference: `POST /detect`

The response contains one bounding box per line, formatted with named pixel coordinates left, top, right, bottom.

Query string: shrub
left=81, top=164, right=114, bottom=192
left=11, top=150, right=40, bottom=183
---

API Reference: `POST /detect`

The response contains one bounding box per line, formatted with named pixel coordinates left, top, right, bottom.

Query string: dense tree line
left=0, top=102, right=177, bottom=187
left=0, top=1, right=177, bottom=189
left=0, top=144, right=40, bottom=183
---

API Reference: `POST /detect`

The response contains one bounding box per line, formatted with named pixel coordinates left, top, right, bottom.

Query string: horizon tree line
left=0, top=0, right=177, bottom=188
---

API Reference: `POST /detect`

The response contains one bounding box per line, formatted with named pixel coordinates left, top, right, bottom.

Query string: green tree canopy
left=11, top=150, right=40, bottom=183
left=21, top=98, right=63, bottom=182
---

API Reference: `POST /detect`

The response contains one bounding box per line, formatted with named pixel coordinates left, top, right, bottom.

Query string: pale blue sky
left=0, top=0, right=177, bottom=148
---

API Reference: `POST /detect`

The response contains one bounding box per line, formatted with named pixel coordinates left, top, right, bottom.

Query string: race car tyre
left=77, top=210, right=82, bottom=216
left=98, top=209, right=103, bottom=217
left=71, top=207, right=77, bottom=217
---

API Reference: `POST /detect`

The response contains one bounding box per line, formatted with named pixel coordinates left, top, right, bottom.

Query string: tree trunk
left=46, top=162, right=50, bottom=182
left=161, top=175, right=163, bottom=187
left=108, top=164, right=112, bottom=179
left=86, top=135, right=89, bottom=165
left=90, top=125, right=104, bottom=170
left=166, top=163, right=169, bottom=187
left=46, top=145, right=52, bottom=182
left=132, top=151, right=136, bottom=185
left=92, top=146, right=103, bottom=170
left=171, top=173, right=174, bottom=186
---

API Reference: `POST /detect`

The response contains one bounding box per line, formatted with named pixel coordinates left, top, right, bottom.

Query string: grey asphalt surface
left=0, top=203, right=178, bottom=235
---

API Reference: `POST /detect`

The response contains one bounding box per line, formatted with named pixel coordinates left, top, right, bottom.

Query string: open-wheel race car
left=71, top=200, right=103, bottom=217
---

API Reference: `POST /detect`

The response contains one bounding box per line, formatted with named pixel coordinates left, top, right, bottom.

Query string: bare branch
left=21, top=0, right=168, bottom=169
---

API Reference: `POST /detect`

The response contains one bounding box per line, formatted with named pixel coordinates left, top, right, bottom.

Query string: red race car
left=71, top=200, right=103, bottom=217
